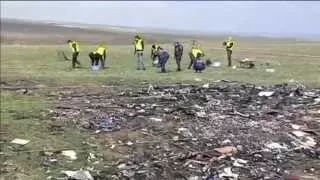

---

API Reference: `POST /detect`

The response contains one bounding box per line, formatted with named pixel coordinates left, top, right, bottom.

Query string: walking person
left=67, top=40, right=81, bottom=69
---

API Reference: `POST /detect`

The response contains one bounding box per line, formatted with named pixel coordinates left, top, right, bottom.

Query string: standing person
left=134, top=35, right=146, bottom=70
left=67, top=40, right=81, bottom=68
left=151, top=43, right=160, bottom=66
left=174, top=42, right=183, bottom=71
left=88, top=43, right=108, bottom=69
left=188, top=43, right=204, bottom=69
left=157, top=48, right=170, bottom=73
left=223, top=36, right=235, bottom=67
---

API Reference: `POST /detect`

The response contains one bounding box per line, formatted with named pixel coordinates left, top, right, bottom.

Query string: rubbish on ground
left=219, top=167, right=239, bottom=179
left=194, top=78, right=202, bottom=82
left=291, top=124, right=301, bottom=130
left=232, top=66, right=237, bottom=69
left=61, top=150, right=77, bottom=160
left=214, top=146, right=238, bottom=156
left=126, top=141, right=133, bottom=146
left=203, top=83, right=209, bottom=88
left=258, top=91, right=275, bottom=97
left=239, top=58, right=255, bottom=68
left=62, top=170, right=93, bottom=180
left=212, top=61, right=221, bottom=67
left=266, top=68, right=276, bottom=73
left=51, top=83, right=320, bottom=179
left=149, top=117, right=162, bottom=122
left=97, top=118, right=121, bottom=133
left=10, top=138, right=30, bottom=145
left=266, top=142, right=288, bottom=150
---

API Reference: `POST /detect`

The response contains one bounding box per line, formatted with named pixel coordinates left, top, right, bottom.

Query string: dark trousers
left=175, top=55, right=182, bottom=71
left=72, top=52, right=81, bottom=68
left=88, top=52, right=102, bottom=66
left=159, top=56, right=169, bottom=73
left=188, top=52, right=195, bottom=69
left=227, top=49, right=232, bottom=67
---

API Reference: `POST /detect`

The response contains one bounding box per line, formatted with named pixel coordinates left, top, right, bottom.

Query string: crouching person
left=157, top=48, right=170, bottom=73
left=193, top=53, right=206, bottom=73
left=89, top=44, right=107, bottom=69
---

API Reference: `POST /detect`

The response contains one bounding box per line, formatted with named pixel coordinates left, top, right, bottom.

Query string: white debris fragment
left=110, top=145, right=116, bottom=149
left=137, top=109, right=145, bottom=113
left=258, top=91, right=275, bottom=97
left=212, top=61, right=222, bottom=67
left=219, top=167, right=239, bottom=179
left=10, top=138, right=30, bottom=145
left=202, top=83, right=209, bottom=88
left=126, top=141, right=133, bottom=146
left=314, top=98, right=320, bottom=104
left=291, top=124, right=301, bottom=130
left=62, top=170, right=93, bottom=180
left=61, top=150, right=77, bottom=160
left=265, top=68, right=275, bottom=73
left=149, top=117, right=163, bottom=122
left=117, top=163, right=127, bottom=169
left=173, top=136, right=179, bottom=141
left=196, top=111, right=206, bottom=118
left=266, top=142, right=287, bottom=150
left=222, top=139, right=232, bottom=144
left=291, top=131, right=308, bottom=137
left=233, top=158, right=248, bottom=167
left=194, top=78, right=202, bottom=82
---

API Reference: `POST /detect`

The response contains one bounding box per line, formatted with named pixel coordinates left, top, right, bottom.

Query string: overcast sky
left=1, top=1, right=320, bottom=36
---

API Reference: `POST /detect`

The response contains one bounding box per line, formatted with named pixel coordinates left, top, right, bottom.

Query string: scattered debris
left=10, top=138, right=30, bottom=145
left=219, top=167, right=239, bottom=179
left=212, top=61, right=222, bottom=67
left=61, top=150, right=77, bottom=160
left=214, top=146, right=238, bottom=156
left=149, top=117, right=162, bottom=122
left=258, top=91, right=275, bottom=97
left=49, top=83, right=320, bottom=179
left=203, top=83, right=209, bottom=88
left=266, top=68, right=276, bottom=73
left=62, top=170, right=93, bottom=180
left=239, top=58, right=255, bottom=68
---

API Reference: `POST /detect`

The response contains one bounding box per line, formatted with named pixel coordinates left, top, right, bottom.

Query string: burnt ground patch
left=45, top=82, right=320, bottom=179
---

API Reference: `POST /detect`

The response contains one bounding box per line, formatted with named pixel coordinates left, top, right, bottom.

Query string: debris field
left=47, top=82, right=320, bottom=179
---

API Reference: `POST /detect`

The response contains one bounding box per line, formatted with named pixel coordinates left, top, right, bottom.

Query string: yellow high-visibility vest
left=192, top=48, right=204, bottom=58
left=68, top=41, right=80, bottom=52
left=226, top=40, right=235, bottom=50
left=135, top=39, right=143, bottom=51
left=95, top=46, right=107, bottom=56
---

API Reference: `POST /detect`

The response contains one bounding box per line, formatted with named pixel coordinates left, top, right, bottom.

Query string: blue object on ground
left=92, top=64, right=101, bottom=71
left=99, top=118, right=121, bottom=132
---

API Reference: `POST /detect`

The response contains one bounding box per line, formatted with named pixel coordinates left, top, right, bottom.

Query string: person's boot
left=137, top=67, right=141, bottom=70
left=142, top=67, right=146, bottom=70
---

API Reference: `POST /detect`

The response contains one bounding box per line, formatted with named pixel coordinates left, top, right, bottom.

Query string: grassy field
left=2, top=42, right=320, bottom=87
left=1, top=20, right=320, bottom=179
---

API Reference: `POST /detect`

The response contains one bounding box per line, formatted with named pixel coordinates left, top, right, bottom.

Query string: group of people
left=134, top=35, right=235, bottom=73
left=66, top=40, right=108, bottom=70
left=66, top=35, right=235, bottom=73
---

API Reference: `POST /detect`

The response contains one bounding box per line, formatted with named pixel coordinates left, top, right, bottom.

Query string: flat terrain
left=1, top=19, right=320, bottom=180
